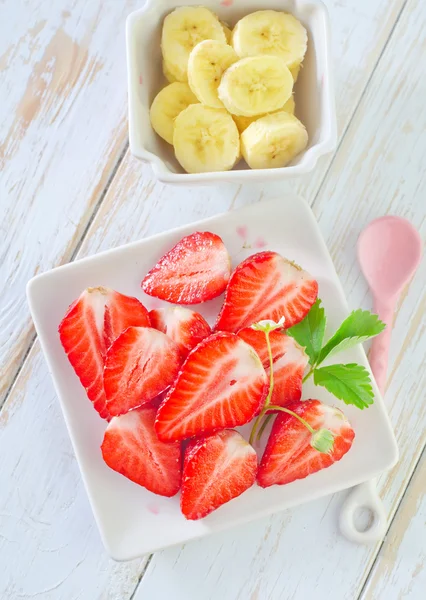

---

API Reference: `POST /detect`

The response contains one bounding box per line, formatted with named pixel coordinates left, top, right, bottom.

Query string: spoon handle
left=369, top=297, right=395, bottom=395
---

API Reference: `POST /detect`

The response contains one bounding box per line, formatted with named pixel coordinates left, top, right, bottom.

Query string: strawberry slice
left=257, top=400, right=355, bottom=487
left=142, top=232, right=231, bottom=304
left=101, top=404, right=181, bottom=497
left=104, top=289, right=150, bottom=349
left=238, top=327, right=308, bottom=407
left=181, top=429, right=258, bottom=520
left=104, top=326, right=182, bottom=417
left=149, top=307, right=211, bottom=357
left=215, top=251, right=318, bottom=333
left=155, top=332, right=268, bottom=442
left=59, top=287, right=150, bottom=419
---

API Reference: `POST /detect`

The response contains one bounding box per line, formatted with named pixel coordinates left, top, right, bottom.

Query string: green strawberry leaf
left=318, top=310, right=385, bottom=364
left=313, top=363, right=375, bottom=409
left=287, top=299, right=326, bottom=366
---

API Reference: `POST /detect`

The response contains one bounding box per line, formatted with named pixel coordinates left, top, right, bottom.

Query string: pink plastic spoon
left=339, top=216, right=422, bottom=544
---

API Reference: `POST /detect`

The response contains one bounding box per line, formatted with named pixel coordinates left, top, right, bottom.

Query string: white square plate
left=27, top=196, right=398, bottom=560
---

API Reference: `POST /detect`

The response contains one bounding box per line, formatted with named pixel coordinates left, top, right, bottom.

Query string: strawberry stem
left=302, top=368, right=314, bottom=383
left=266, top=405, right=315, bottom=434
left=248, top=320, right=335, bottom=454
left=256, top=413, right=273, bottom=441
left=264, top=329, right=274, bottom=407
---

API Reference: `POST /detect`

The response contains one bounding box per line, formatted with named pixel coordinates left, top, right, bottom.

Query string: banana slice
left=221, top=21, right=232, bottom=44
left=232, top=10, right=307, bottom=68
left=150, top=82, right=198, bottom=145
left=188, top=40, right=239, bottom=108
left=289, top=62, right=301, bottom=83
left=218, top=56, right=293, bottom=117
left=173, top=104, right=240, bottom=173
left=233, top=96, right=295, bottom=133
left=161, top=6, right=226, bottom=83
left=241, top=111, right=308, bottom=169
left=163, top=59, right=178, bottom=83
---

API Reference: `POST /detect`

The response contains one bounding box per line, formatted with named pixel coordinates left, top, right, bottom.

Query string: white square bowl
left=27, top=196, right=397, bottom=560
left=126, top=0, right=337, bottom=184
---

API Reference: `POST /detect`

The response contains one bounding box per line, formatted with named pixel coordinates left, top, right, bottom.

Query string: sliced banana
left=218, top=56, right=293, bottom=117
left=161, top=6, right=226, bottom=83
left=232, top=10, right=307, bottom=68
left=221, top=21, right=232, bottom=44
left=233, top=96, right=295, bottom=133
left=173, top=104, right=240, bottom=173
left=289, top=62, right=301, bottom=83
left=241, top=111, right=308, bottom=169
left=150, top=82, right=198, bottom=145
left=163, top=59, right=178, bottom=83
left=188, top=40, right=239, bottom=108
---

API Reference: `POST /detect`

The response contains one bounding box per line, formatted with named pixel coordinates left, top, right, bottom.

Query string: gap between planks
left=356, top=446, right=426, bottom=599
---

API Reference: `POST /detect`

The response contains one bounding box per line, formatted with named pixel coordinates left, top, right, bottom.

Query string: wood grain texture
left=0, top=0, right=424, bottom=598
left=360, top=450, right=426, bottom=600
left=0, top=0, right=141, bottom=404
left=0, top=347, right=148, bottom=599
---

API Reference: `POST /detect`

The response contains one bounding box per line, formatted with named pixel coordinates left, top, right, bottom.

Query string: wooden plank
left=360, top=450, right=426, bottom=600
left=0, top=0, right=419, bottom=597
left=0, top=0, right=141, bottom=404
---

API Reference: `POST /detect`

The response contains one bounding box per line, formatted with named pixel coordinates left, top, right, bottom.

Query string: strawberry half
left=215, top=251, right=318, bottom=333
left=59, top=287, right=150, bottom=419
left=155, top=332, right=268, bottom=442
left=141, top=232, right=231, bottom=304
left=149, top=307, right=211, bottom=357
left=181, top=430, right=258, bottom=520
left=238, top=327, right=308, bottom=407
left=104, top=326, right=182, bottom=417
left=101, top=404, right=181, bottom=497
left=257, top=400, right=355, bottom=488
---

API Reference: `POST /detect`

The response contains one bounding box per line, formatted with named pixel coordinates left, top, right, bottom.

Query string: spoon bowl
left=357, top=215, right=422, bottom=299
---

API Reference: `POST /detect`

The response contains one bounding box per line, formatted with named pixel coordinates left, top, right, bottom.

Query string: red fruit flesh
left=142, top=232, right=231, bottom=304
left=181, top=429, right=258, bottom=520
left=155, top=332, right=268, bottom=442
left=104, top=289, right=150, bottom=350
left=59, top=287, right=149, bottom=419
left=101, top=404, right=181, bottom=497
left=215, top=251, right=318, bottom=333
left=238, top=328, right=308, bottom=407
left=257, top=400, right=355, bottom=488
left=149, top=307, right=211, bottom=356
left=104, top=326, right=182, bottom=417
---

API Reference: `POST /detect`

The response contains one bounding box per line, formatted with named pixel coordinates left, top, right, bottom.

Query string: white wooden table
left=1, top=1, right=425, bottom=598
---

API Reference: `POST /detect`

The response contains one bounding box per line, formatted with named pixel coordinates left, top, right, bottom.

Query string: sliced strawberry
left=104, top=327, right=182, bottom=417
left=59, top=287, right=150, bottom=419
left=104, top=289, right=150, bottom=349
left=181, top=429, right=257, bottom=520
left=149, top=307, right=211, bottom=357
left=215, top=251, right=318, bottom=333
left=101, top=404, right=181, bottom=497
left=238, top=328, right=308, bottom=407
left=257, top=400, right=355, bottom=488
left=155, top=332, right=268, bottom=442
left=142, top=232, right=231, bottom=304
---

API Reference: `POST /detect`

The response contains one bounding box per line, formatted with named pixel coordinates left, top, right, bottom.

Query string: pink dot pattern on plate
left=139, top=74, right=143, bottom=85
left=236, top=225, right=248, bottom=239
left=220, top=0, right=233, bottom=6
left=254, top=237, right=267, bottom=249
